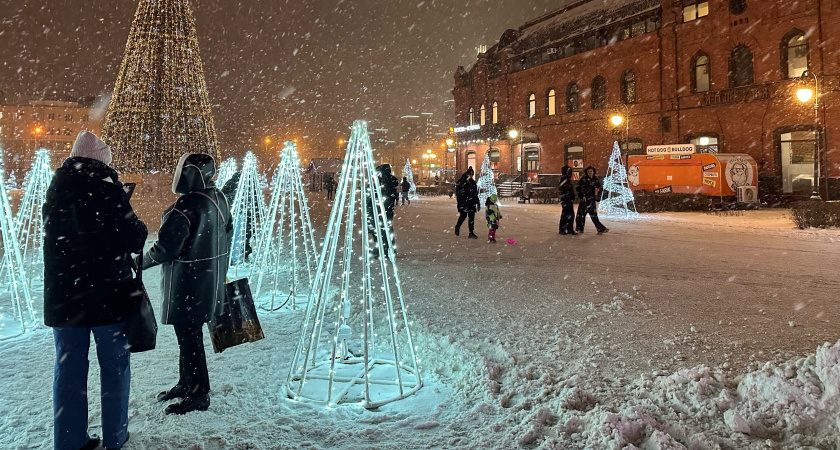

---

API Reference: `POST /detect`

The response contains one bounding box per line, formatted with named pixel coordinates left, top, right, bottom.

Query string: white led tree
left=250, top=141, right=317, bottom=311
left=476, top=152, right=499, bottom=206
left=286, top=120, right=422, bottom=408
left=599, top=141, right=638, bottom=218
left=0, top=150, right=36, bottom=340
left=228, top=152, right=266, bottom=276
left=217, top=157, right=237, bottom=188
left=402, top=159, right=418, bottom=200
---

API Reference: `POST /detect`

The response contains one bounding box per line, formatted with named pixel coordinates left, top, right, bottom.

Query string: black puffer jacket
left=43, top=157, right=148, bottom=327
left=577, top=166, right=603, bottom=201
left=455, top=171, right=480, bottom=213
left=144, top=154, right=233, bottom=326
left=558, top=166, right=576, bottom=204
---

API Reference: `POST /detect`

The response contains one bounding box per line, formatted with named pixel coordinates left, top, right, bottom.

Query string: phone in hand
left=122, top=182, right=137, bottom=199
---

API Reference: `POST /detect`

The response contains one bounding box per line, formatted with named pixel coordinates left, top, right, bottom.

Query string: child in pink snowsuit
left=485, top=194, right=502, bottom=243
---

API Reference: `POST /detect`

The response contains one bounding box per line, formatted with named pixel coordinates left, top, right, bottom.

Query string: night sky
left=0, top=0, right=561, bottom=159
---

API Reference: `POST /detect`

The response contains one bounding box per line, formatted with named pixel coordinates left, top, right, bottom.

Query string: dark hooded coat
left=558, top=166, right=576, bottom=205
left=43, top=157, right=148, bottom=327
left=143, top=154, right=233, bottom=326
left=577, top=166, right=602, bottom=201
left=455, top=169, right=480, bottom=213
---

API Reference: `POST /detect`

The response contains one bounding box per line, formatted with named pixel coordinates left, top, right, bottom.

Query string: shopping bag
left=209, top=277, right=265, bottom=353
left=125, top=254, right=157, bottom=353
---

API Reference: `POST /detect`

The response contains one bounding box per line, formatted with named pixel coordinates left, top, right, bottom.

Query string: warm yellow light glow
left=446, top=138, right=454, bottom=146
left=338, top=139, right=344, bottom=145
left=699, top=137, right=710, bottom=146
left=508, top=129, right=519, bottom=139
left=34, top=127, right=43, bottom=134
left=412, top=159, right=417, bottom=164
left=426, top=149, right=432, bottom=154
left=264, top=137, right=271, bottom=144
left=611, top=115, right=624, bottom=126
left=797, top=88, right=814, bottom=103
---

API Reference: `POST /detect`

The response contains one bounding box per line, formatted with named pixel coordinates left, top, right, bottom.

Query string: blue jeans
left=53, top=322, right=130, bottom=450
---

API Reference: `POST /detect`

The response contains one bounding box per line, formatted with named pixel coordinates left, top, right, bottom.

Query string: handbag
left=209, top=277, right=265, bottom=353
left=125, top=253, right=158, bottom=353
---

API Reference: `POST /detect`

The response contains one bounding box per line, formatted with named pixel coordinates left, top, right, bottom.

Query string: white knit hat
left=70, top=130, right=112, bottom=166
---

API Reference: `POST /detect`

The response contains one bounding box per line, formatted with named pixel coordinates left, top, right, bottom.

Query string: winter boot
left=468, top=232, right=478, bottom=239
left=165, top=394, right=210, bottom=415
left=157, top=384, right=188, bottom=402
left=79, top=436, right=100, bottom=450
left=104, top=432, right=130, bottom=450
left=454, top=228, right=460, bottom=236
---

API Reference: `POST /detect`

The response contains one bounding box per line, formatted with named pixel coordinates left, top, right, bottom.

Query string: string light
left=285, top=120, right=422, bottom=408
left=101, top=0, right=219, bottom=173
left=0, top=147, right=37, bottom=339
left=402, top=159, right=418, bottom=200
left=228, top=152, right=267, bottom=276
left=599, top=141, right=639, bottom=218
left=216, top=157, right=237, bottom=188
left=476, top=152, right=499, bottom=206
left=249, top=141, right=317, bottom=311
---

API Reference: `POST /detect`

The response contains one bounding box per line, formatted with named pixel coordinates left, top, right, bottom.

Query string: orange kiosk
left=626, top=144, right=757, bottom=197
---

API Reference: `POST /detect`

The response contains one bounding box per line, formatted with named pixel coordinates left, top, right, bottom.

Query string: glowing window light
left=598, top=141, right=639, bottom=218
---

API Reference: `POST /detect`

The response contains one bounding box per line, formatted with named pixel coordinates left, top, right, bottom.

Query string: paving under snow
left=2, top=195, right=839, bottom=449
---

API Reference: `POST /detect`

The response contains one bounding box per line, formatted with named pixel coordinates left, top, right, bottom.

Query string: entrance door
left=466, top=151, right=477, bottom=175
left=780, top=130, right=816, bottom=194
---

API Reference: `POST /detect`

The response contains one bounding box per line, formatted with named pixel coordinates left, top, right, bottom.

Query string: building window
left=466, top=150, right=477, bottom=173
left=691, top=52, right=712, bottom=93
left=565, top=143, right=585, bottom=180
left=488, top=148, right=501, bottom=172
left=776, top=127, right=817, bottom=194
left=729, top=0, right=747, bottom=15
left=566, top=83, right=579, bottom=113
left=781, top=30, right=809, bottom=80
left=81, top=114, right=89, bottom=122
left=621, top=70, right=636, bottom=104
left=683, top=1, right=709, bottom=22
left=546, top=89, right=556, bottom=116
left=687, top=133, right=719, bottom=153
left=492, top=101, right=498, bottom=124
left=620, top=138, right=645, bottom=156
left=480, top=104, right=486, bottom=126
left=524, top=148, right=540, bottom=172
left=469, top=108, right=474, bottom=126
left=729, top=44, right=754, bottom=88
left=65, top=114, right=73, bottom=122
left=591, top=76, right=606, bottom=110
left=47, top=113, right=55, bottom=121
left=527, top=93, right=536, bottom=118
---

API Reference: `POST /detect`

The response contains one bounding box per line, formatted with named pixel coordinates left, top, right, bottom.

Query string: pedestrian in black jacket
left=558, top=165, right=577, bottom=235
left=44, top=131, right=146, bottom=450
left=367, top=164, right=400, bottom=256
left=575, top=166, right=608, bottom=233
left=143, top=153, right=233, bottom=415
left=400, top=176, right=411, bottom=206
left=454, top=167, right=480, bottom=238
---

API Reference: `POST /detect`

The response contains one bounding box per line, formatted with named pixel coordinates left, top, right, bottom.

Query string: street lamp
left=796, top=70, right=822, bottom=200
left=264, top=137, right=271, bottom=155
left=610, top=103, right=631, bottom=161
left=32, top=126, right=44, bottom=152
left=508, top=127, right=523, bottom=182
left=445, top=138, right=454, bottom=180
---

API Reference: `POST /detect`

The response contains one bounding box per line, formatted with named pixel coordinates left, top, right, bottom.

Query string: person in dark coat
left=142, top=153, right=233, bottom=415
left=367, top=164, right=400, bottom=256
left=324, top=173, right=335, bottom=200
left=400, top=176, right=411, bottom=206
left=44, top=131, right=147, bottom=450
left=454, top=166, right=480, bottom=238
left=575, top=166, right=608, bottom=234
left=558, top=165, right=577, bottom=235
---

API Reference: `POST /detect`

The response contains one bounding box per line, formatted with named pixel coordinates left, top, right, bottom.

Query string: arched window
left=527, top=93, right=537, bottom=118
left=468, top=107, right=474, bottom=126
left=621, top=70, right=636, bottom=104
left=565, top=143, right=585, bottom=180
left=729, top=0, right=747, bottom=15
left=480, top=104, right=486, bottom=126
left=566, top=83, right=579, bottom=113
left=729, top=45, right=754, bottom=88
left=546, top=89, right=556, bottom=116
left=492, top=101, right=499, bottom=124
left=687, top=133, right=720, bottom=153
left=691, top=51, right=711, bottom=93
left=781, top=30, right=809, bottom=79
left=591, top=76, right=607, bottom=110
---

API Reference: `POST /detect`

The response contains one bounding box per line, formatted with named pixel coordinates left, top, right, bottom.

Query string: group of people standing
left=44, top=131, right=233, bottom=450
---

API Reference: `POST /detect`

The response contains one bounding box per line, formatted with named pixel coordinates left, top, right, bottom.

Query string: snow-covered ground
left=2, top=195, right=839, bottom=449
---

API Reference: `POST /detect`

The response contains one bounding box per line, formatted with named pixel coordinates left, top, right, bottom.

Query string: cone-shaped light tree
left=11, top=149, right=52, bottom=286
left=402, top=159, right=418, bottom=200
left=599, top=141, right=638, bottom=218
left=102, top=0, right=219, bottom=173
left=228, top=152, right=266, bottom=275
left=286, top=121, right=422, bottom=408
left=0, top=150, right=36, bottom=340
left=250, top=141, right=317, bottom=311
left=217, top=157, right=237, bottom=189
left=476, top=152, right=499, bottom=207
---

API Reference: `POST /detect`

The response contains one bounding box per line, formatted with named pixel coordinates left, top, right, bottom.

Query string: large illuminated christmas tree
left=476, top=153, right=499, bottom=206
left=228, top=152, right=266, bottom=276
left=250, top=141, right=317, bottom=311
left=286, top=121, right=422, bottom=408
left=0, top=150, right=36, bottom=340
left=402, top=159, right=418, bottom=200
left=599, top=141, right=638, bottom=218
left=102, top=0, right=219, bottom=173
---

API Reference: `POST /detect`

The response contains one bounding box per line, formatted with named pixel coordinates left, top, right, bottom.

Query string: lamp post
left=610, top=103, right=631, bottom=163
left=32, top=126, right=43, bottom=152
left=446, top=138, right=454, bottom=182
left=796, top=70, right=822, bottom=200
left=264, top=137, right=271, bottom=156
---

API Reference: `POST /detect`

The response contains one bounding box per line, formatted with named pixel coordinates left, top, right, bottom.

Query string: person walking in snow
left=324, top=173, right=335, bottom=200
left=558, top=165, right=577, bottom=235
left=44, top=131, right=147, bottom=450
left=400, top=176, right=411, bottom=206
left=575, top=166, right=608, bottom=234
left=366, top=164, right=400, bottom=256
left=485, top=194, right=502, bottom=243
left=142, top=153, right=233, bottom=415
left=454, top=166, right=480, bottom=239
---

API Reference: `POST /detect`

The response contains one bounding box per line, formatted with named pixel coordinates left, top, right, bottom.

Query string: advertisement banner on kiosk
left=646, top=144, right=696, bottom=155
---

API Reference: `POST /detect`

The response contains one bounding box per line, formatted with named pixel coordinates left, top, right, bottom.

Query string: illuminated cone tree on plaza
left=0, top=150, right=36, bottom=340
left=250, top=141, right=317, bottom=311
left=599, top=141, right=638, bottom=218
left=228, top=152, right=266, bottom=276
left=286, top=120, right=422, bottom=408
left=402, top=159, right=418, bottom=200
left=476, top=152, right=499, bottom=207
left=217, top=157, right=237, bottom=188
left=102, top=0, right=219, bottom=173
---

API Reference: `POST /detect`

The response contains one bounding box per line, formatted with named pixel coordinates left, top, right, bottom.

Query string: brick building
left=452, top=0, right=840, bottom=198
left=0, top=99, right=103, bottom=174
